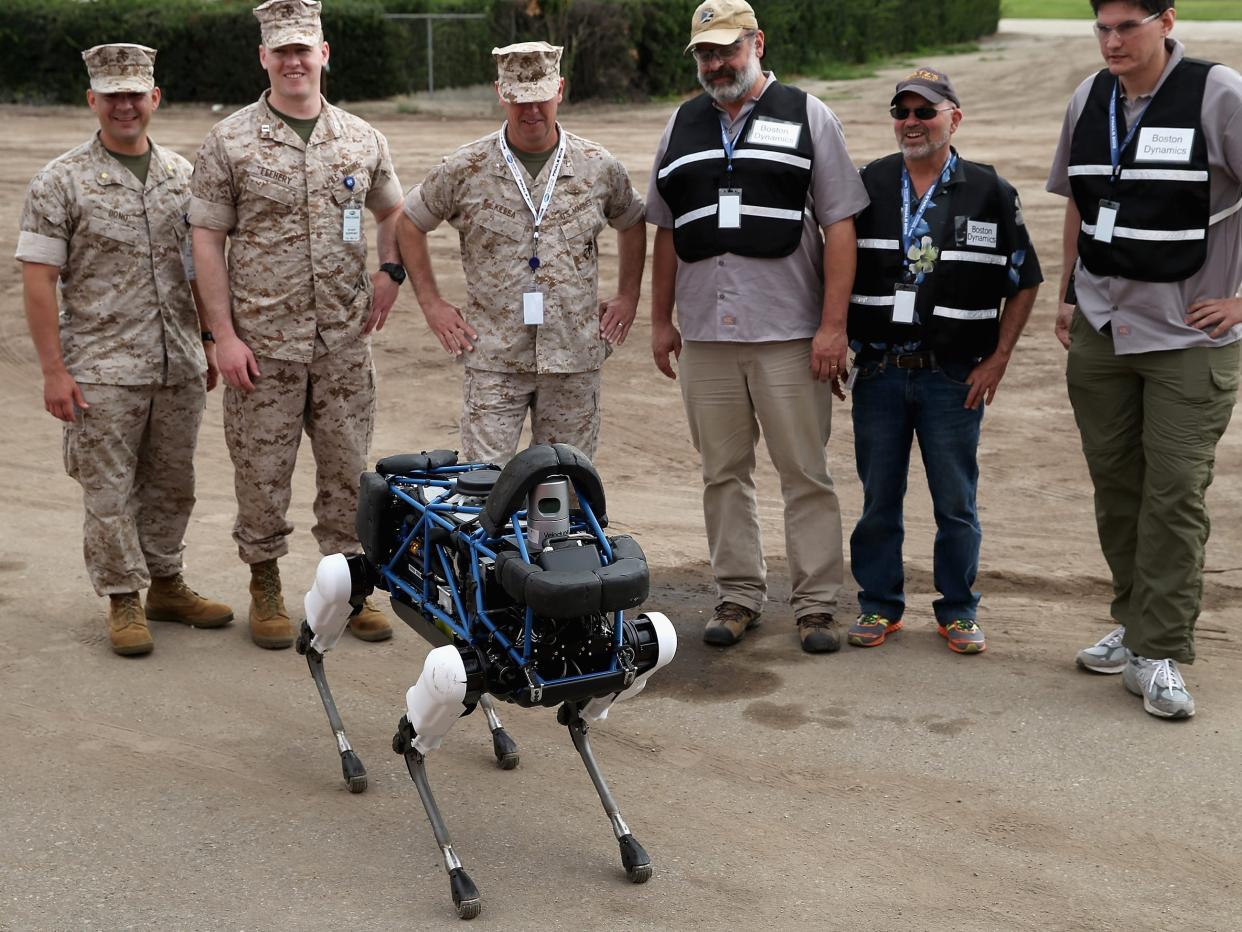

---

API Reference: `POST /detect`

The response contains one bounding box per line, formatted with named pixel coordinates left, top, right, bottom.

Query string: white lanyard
left=498, top=122, right=567, bottom=269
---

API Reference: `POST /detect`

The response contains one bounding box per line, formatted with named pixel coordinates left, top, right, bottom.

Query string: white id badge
left=892, top=285, right=917, bottom=325
left=718, top=188, right=742, bottom=229
left=523, top=291, right=544, bottom=325
left=342, top=207, right=362, bottom=242
left=845, top=367, right=860, bottom=392
left=1094, top=200, right=1120, bottom=244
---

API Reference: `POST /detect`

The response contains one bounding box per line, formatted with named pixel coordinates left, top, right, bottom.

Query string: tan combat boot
left=249, top=559, right=293, bottom=649
left=348, top=597, right=393, bottom=642
left=109, top=592, right=154, bottom=656
left=146, top=574, right=234, bottom=628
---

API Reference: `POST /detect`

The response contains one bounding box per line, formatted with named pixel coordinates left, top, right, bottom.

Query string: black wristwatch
left=201, top=330, right=215, bottom=343
left=379, top=262, right=406, bottom=284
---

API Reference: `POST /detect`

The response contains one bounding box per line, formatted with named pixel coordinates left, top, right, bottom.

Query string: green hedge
left=0, top=0, right=999, bottom=105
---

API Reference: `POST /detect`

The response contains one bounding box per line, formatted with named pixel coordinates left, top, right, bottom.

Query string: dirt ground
left=2, top=27, right=1241, bottom=932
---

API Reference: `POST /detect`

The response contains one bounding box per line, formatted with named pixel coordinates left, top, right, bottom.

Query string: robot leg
left=582, top=611, right=678, bottom=722
left=479, top=695, right=519, bottom=770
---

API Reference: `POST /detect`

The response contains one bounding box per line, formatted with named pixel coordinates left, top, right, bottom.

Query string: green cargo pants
left=1066, top=311, right=1239, bottom=662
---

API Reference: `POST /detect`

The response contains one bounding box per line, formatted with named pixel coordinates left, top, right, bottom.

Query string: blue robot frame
left=296, top=444, right=677, bottom=920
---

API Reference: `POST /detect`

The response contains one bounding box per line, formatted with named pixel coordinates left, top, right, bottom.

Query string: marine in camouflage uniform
left=398, top=41, right=646, bottom=464
left=16, top=43, right=233, bottom=657
left=189, top=0, right=403, bottom=648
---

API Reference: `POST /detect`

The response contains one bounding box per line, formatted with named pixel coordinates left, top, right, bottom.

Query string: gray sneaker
left=1075, top=625, right=1129, bottom=673
left=1122, top=655, right=1195, bottom=719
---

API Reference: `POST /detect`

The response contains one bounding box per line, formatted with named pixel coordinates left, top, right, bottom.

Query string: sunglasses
left=1093, top=11, right=1160, bottom=39
left=890, top=104, right=954, bottom=120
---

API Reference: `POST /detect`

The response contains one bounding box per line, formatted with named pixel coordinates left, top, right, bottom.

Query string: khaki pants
left=678, top=339, right=842, bottom=618
left=460, top=367, right=601, bottom=465
left=63, top=379, right=206, bottom=595
left=1066, top=312, right=1239, bottom=661
left=224, top=346, right=375, bottom=564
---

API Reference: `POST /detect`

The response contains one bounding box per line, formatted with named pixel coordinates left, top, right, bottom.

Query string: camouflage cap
left=253, top=0, right=323, bottom=50
left=492, top=41, right=563, bottom=104
left=892, top=66, right=960, bottom=107
left=686, top=0, right=758, bottom=53
left=82, top=44, right=157, bottom=94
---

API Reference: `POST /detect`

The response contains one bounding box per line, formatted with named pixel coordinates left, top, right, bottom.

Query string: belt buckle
left=892, top=353, right=927, bottom=370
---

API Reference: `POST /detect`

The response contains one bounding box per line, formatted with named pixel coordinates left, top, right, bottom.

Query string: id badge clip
left=523, top=287, right=545, bottom=326
left=718, top=188, right=742, bottom=229
left=892, top=285, right=918, bottom=325
left=1094, top=200, right=1120, bottom=244
left=342, top=203, right=362, bottom=243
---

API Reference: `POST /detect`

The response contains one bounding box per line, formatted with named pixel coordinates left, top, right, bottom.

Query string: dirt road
left=1, top=28, right=1240, bottom=931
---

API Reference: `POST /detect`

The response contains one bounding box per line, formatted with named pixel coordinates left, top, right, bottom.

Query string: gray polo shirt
left=1047, top=40, right=1242, bottom=354
left=646, top=74, right=870, bottom=343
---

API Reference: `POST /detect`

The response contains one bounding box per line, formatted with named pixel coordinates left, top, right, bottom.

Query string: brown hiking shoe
left=703, top=601, right=761, bottom=646
left=146, top=574, right=234, bottom=628
left=348, top=597, right=393, bottom=642
left=248, top=559, right=293, bottom=650
left=109, top=592, right=154, bottom=656
left=797, top=613, right=842, bottom=654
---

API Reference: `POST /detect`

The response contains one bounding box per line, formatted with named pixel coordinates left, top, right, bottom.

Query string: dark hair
left=1089, top=0, right=1173, bottom=14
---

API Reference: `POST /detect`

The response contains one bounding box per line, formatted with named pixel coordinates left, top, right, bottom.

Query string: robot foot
left=300, top=620, right=367, bottom=793
left=449, top=868, right=481, bottom=920
left=618, top=834, right=652, bottom=884
left=480, top=695, right=519, bottom=770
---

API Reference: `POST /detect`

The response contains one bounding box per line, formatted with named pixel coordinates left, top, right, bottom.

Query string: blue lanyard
left=900, top=152, right=956, bottom=260
left=720, top=120, right=736, bottom=173
left=1109, top=78, right=1152, bottom=179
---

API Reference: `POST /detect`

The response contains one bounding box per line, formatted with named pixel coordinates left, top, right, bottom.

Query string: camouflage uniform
left=16, top=136, right=207, bottom=595
left=189, top=90, right=402, bottom=562
left=404, top=127, right=643, bottom=462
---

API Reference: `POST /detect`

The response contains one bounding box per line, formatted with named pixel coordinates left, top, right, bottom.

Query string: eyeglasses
left=691, top=36, right=750, bottom=65
left=1093, top=11, right=1161, bottom=39
left=890, top=105, right=954, bottom=120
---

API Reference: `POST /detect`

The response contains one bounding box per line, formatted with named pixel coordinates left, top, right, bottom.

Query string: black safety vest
left=655, top=83, right=813, bottom=263
left=849, top=152, right=1011, bottom=360
left=1069, top=59, right=1214, bottom=282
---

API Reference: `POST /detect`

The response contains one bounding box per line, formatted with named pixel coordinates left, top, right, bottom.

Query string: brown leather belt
left=884, top=351, right=937, bottom=369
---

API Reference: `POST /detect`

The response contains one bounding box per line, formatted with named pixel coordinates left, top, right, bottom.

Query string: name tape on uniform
left=1133, top=127, right=1194, bottom=163
left=965, top=220, right=998, bottom=250
left=746, top=118, right=802, bottom=150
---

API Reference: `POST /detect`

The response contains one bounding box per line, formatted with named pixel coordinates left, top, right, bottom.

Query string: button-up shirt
left=16, top=134, right=205, bottom=386
left=404, top=127, right=644, bottom=374
left=189, top=91, right=403, bottom=363
left=1047, top=40, right=1242, bottom=354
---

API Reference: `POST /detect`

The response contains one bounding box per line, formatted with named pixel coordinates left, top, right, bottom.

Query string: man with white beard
left=646, top=0, right=869, bottom=654
left=844, top=68, right=1041, bottom=656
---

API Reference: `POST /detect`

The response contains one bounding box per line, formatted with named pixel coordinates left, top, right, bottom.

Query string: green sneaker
left=847, top=613, right=903, bottom=648
left=938, top=619, right=986, bottom=654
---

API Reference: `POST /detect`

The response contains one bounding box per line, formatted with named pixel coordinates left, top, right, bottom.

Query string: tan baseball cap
left=82, top=44, right=157, bottom=94
left=493, top=41, right=563, bottom=104
left=892, top=66, right=960, bottom=107
left=253, top=0, right=323, bottom=50
left=686, top=0, right=758, bottom=53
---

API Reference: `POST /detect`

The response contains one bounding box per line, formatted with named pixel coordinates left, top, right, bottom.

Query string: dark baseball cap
left=891, top=66, right=960, bottom=107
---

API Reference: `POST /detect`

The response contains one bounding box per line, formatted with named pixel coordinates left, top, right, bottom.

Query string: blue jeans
left=849, top=357, right=984, bottom=625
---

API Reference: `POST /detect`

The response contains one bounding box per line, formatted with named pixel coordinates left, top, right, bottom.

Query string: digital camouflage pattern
left=460, top=367, right=601, bottom=464
left=81, top=43, right=156, bottom=94
left=188, top=91, right=402, bottom=364
left=493, top=42, right=562, bottom=104
left=253, top=0, right=323, bottom=51
left=223, top=343, right=375, bottom=563
left=404, top=128, right=644, bottom=374
left=63, top=381, right=206, bottom=595
left=16, top=136, right=205, bottom=386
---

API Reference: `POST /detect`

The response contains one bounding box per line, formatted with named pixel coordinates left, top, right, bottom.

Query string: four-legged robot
left=295, top=443, right=677, bottom=919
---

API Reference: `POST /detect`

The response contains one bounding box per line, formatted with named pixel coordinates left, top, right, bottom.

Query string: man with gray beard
left=647, top=0, right=868, bottom=654
left=845, top=68, right=1040, bottom=655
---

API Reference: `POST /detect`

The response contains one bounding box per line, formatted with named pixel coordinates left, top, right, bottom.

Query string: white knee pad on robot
left=583, top=612, right=678, bottom=722
left=405, top=645, right=470, bottom=755
left=305, top=553, right=355, bottom=654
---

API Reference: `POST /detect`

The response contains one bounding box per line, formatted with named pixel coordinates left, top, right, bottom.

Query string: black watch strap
left=379, top=262, right=406, bottom=284
left=201, top=330, right=215, bottom=343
